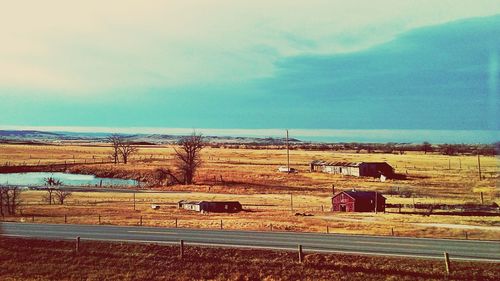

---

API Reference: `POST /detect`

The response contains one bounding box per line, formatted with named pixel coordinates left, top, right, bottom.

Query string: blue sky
left=0, top=1, right=499, bottom=131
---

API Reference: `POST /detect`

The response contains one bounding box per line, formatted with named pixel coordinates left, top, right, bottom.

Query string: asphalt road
left=1, top=222, right=499, bottom=262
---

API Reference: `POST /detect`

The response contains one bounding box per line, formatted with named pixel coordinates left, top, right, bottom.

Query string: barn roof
left=310, top=160, right=362, bottom=167
left=178, top=200, right=202, bottom=205
left=335, top=190, right=385, bottom=201
left=178, top=200, right=241, bottom=205
left=311, top=160, right=392, bottom=167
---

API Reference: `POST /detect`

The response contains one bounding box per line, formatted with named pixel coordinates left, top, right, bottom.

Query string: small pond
left=0, top=172, right=138, bottom=187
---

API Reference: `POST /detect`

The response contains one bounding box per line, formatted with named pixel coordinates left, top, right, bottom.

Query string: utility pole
left=133, top=192, right=136, bottom=211
left=286, top=129, right=290, bottom=173
left=477, top=154, right=482, bottom=180
left=374, top=191, right=378, bottom=214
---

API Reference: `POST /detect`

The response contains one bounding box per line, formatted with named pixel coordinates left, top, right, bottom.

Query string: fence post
left=270, top=224, right=273, bottom=231
left=175, top=218, right=178, bottom=228
left=140, top=216, right=143, bottom=226
left=391, top=228, right=394, bottom=236
left=298, top=244, right=304, bottom=263
left=98, top=214, right=101, bottom=224
left=179, top=240, right=184, bottom=258
left=444, top=252, right=451, bottom=275
left=464, top=231, right=468, bottom=240
left=76, top=236, right=80, bottom=253
left=220, top=219, right=223, bottom=230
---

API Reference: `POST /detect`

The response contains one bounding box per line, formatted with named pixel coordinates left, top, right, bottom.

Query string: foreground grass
left=0, top=237, right=498, bottom=281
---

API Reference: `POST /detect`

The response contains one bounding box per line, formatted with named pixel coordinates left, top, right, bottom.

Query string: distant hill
left=0, top=130, right=302, bottom=145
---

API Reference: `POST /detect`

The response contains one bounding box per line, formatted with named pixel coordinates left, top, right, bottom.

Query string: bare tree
left=174, top=132, right=205, bottom=185
left=43, top=177, right=62, bottom=205
left=0, top=186, right=7, bottom=217
left=149, top=167, right=180, bottom=186
left=119, top=141, right=138, bottom=164
left=0, top=187, right=4, bottom=217
left=421, top=141, right=433, bottom=154
left=107, top=134, right=122, bottom=164
left=0, top=186, right=22, bottom=216
left=54, top=189, right=72, bottom=205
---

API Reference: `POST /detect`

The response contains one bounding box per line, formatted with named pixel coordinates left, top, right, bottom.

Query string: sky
left=0, top=0, right=499, bottom=132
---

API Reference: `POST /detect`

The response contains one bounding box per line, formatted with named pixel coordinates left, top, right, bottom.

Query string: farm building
left=310, top=160, right=394, bottom=178
left=178, top=200, right=242, bottom=213
left=332, top=190, right=386, bottom=212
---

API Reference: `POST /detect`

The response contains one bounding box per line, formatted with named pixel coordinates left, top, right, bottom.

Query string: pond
left=0, top=172, right=138, bottom=187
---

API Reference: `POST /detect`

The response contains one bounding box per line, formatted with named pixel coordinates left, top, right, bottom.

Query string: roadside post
left=76, top=236, right=80, bottom=253
left=179, top=240, right=184, bottom=258
left=298, top=244, right=304, bottom=263
left=444, top=252, right=451, bottom=275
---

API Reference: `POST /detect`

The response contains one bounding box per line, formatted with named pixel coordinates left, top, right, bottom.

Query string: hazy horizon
left=1, top=125, right=498, bottom=144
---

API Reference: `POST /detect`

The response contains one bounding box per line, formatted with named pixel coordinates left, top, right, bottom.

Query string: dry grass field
left=1, top=236, right=499, bottom=281
left=1, top=143, right=499, bottom=240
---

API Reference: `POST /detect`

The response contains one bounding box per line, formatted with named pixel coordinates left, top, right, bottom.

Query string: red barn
left=332, top=190, right=385, bottom=212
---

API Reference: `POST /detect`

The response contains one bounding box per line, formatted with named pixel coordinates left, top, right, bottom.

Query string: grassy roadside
left=6, top=190, right=499, bottom=240
left=0, top=236, right=499, bottom=281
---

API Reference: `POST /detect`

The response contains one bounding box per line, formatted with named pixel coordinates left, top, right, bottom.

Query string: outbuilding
left=178, top=200, right=242, bottom=213
left=310, top=161, right=394, bottom=178
left=332, top=190, right=386, bottom=212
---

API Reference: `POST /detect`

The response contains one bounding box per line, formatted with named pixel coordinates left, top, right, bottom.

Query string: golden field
left=0, top=143, right=499, bottom=240
left=1, top=236, right=499, bottom=281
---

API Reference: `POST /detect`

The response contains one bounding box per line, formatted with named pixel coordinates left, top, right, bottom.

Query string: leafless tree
left=107, top=134, right=122, bottom=164
left=119, top=141, right=138, bottom=164
left=0, top=185, right=22, bottom=216
left=43, top=177, right=62, bottom=205
left=0, top=187, right=3, bottom=217
left=54, top=189, right=72, bottom=205
left=174, top=132, right=205, bottom=185
left=0, top=186, right=7, bottom=217
left=149, top=167, right=180, bottom=186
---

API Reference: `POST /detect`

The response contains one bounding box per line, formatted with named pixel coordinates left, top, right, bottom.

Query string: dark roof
left=202, top=201, right=241, bottom=204
left=311, top=160, right=392, bottom=167
left=178, top=200, right=241, bottom=205
left=336, top=191, right=385, bottom=200
left=310, top=160, right=362, bottom=167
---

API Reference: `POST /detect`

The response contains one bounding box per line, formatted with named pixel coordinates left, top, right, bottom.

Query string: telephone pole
left=133, top=192, right=136, bottom=211
left=286, top=129, right=290, bottom=173
left=477, top=154, right=482, bottom=180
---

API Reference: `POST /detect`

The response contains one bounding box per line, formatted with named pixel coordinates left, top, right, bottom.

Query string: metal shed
left=310, top=160, right=394, bottom=178
left=178, top=200, right=242, bottom=213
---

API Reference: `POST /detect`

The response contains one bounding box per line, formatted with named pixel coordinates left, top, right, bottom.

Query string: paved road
left=1, top=222, right=499, bottom=262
